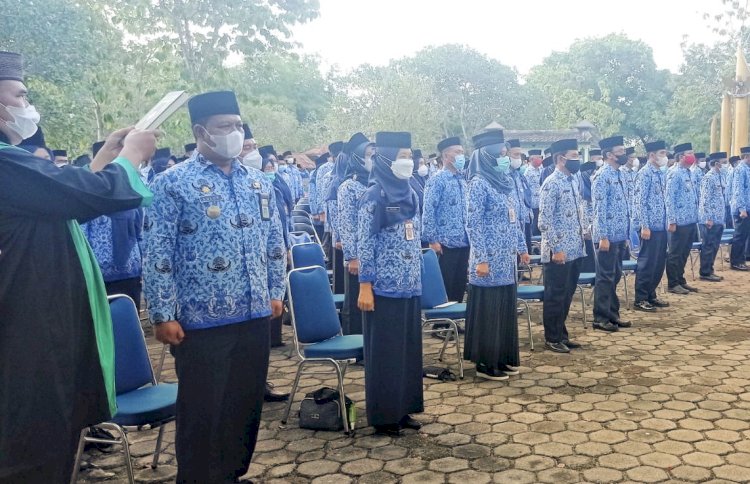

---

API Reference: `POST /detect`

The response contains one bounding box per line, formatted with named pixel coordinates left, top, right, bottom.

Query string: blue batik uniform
left=525, top=165, right=543, bottom=210
left=510, top=170, right=532, bottom=226
left=666, top=166, right=699, bottom=226
left=619, top=165, right=637, bottom=204
left=465, top=177, right=527, bottom=287
left=591, top=163, right=631, bottom=324
left=310, top=161, right=333, bottom=219
left=699, top=169, right=726, bottom=277
left=631, top=162, right=668, bottom=303
left=143, top=154, right=286, bottom=329
left=338, top=178, right=367, bottom=262
left=731, top=162, right=750, bottom=217
left=82, top=209, right=143, bottom=283
left=357, top=200, right=422, bottom=298
left=422, top=170, right=469, bottom=248
left=538, top=170, right=586, bottom=263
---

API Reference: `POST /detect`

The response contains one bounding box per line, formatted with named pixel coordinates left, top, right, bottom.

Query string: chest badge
left=252, top=181, right=262, bottom=190
left=201, top=186, right=211, bottom=194
left=206, top=205, right=221, bottom=219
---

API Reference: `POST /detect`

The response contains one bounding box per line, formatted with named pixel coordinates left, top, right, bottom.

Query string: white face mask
left=205, top=128, right=244, bottom=159
left=391, top=158, right=413, bottom=180
left=510, top=157, right=523, bottom=170
left=242, top=149, right=263, bottom=170
left=698, top=161, right=706, bottom=169
left=1, top=103, right=40, bottom=140
left=656, top=155, right=668, bottom=167
left=417, top=165, right=429, bottom=177
left=632, top=159, right=640, bottom=170
left=364, top=156, right=373, bottom=172
left=595, top=159, right=604, bottom=168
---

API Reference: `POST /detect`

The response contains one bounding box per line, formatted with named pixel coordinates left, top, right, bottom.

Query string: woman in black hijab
left=357, top=131, right=424, bottom=436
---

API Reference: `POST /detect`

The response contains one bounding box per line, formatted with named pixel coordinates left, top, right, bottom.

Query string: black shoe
left=668, top=285, right=690, bottom=295
left=476, top=364, right=509, bottom=380
left=682, top=283, right=699, bottom=293
left=374, top=424, right=402, bottom=436
left=400, top=415, right=422, bottom=430
left=612, top=319, right=632, bottom=328
left=649, top=298, right=670, bottom=308
left=633, top=300, right=656, bottom=312
left=561, top=340, right=581, bottom=349
left=498, top=364, right=520, bottom=375
left=732, top=264, right=749, bottom=271
left=700, top=274, right=723, bottom=282
left=264, top=384, right=290, bottom=402
left=545, top=341, right=570, bottom=353
left=593, top=321, right=619, bottom=332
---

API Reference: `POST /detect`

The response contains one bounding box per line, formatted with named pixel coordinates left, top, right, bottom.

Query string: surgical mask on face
left=265, top=171, right=276, bottom=181
left=510, top=157, right=523, bottom=170
left=595, top=159, right=604, bottom=168
left=494, top=156, right=511, bottom=173
left=1, top=102, right=40, bottom=140
left=391, top=158, right=413, bottom=180
left=632, top=159, right=640, bottom=170
left=205, top=128, right=244, bottom=159
left=364, top=156, right=373, bottom=172
left=453, top=154, right=466, bottom=171
left=616, top=154, right=629, bottom=165
left=660, top=165, right=667, bottom=173
left=683, top=154, right=696, bottom=165
left=520, top=164, right=528, bottom=175
left=242, top=150, right=263, bottom=170
left=278, top=164, right=288, bottom=174
left=698, top=161, right=706, bottom=169
left=418, top=165, right=428, bottom=177
left=565, top=158, right=581, bottom=174
left=656, top=155, right=668, bottom=167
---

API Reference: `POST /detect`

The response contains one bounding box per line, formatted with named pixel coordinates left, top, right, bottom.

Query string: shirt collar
left=195, top=152, right=245, bottom=177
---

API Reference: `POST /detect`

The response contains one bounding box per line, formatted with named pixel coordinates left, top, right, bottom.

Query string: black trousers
left=332, top=247, right=345, bottom=294
left=542, top=258, right=582, bottom=344
left=342, top=270, right=362, bottom=335
left=594, top=241, right=625, bottom=323
left=634, top=231, right=667, bottom=303
left=172, top=319, right=270, bottom=484
left=438, top=246, right=470, bottom=302
left=523, top=222, right=532, bottom=254
left=730, top=216, right=750, bottom=266
left=105, top=276, right=142, bottom=311
left=725, top=205, right=734, bottom=228
left=667, top=224, right=697, bottom=288
left=532, top=208, right=540, bottom=236
left=699, top=224, right=724, bottom=276
left=321, top=231, right=332, bottom=269
left=580, top=239, right=597, bottom=273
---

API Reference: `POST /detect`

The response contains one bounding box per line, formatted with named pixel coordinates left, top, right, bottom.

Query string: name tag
left=509, top=206, right=517, bottom=223
left=405, top=221, right=415, bottom=241
left=386, top=206, right=401, bottom=213
left=258, top=193, right=271, bottom=221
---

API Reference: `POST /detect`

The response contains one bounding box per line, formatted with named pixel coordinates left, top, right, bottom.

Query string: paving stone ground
left=77, top=260, right=750, bottom=483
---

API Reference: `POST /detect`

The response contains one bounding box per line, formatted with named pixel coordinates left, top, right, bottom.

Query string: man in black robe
left=0, top=51, right=157, bottom=483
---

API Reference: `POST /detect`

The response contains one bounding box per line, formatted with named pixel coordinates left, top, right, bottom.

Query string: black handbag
left=298, top=387, right=355, bottom=431
left=423, top=366, right=457, bottom=381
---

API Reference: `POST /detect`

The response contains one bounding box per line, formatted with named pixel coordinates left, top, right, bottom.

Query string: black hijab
left=467, top=143, right=514, bottom=195
left=362, top=145, right=417, bottom=234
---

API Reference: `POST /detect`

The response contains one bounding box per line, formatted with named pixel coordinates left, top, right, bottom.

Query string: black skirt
left=362, top=295, right=424, bottom=426
left=464, top=284, right=520, bottom=369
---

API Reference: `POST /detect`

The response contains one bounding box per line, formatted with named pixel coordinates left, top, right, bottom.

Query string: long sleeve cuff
left=114, top=157, right=153, bottom=206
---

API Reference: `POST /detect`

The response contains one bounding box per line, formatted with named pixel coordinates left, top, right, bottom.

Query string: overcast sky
left=292, top=0, right=723, bottom=76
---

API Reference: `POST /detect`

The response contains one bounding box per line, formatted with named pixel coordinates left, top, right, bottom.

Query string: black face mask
left=616, top=154, right=629, bottom=165
left=565, top=158, right=581, bottom=174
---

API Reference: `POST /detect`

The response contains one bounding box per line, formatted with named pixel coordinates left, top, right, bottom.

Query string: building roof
left=503, top=128, right=598, bottom=145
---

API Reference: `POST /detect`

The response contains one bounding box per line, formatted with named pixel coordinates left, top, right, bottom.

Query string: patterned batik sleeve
left=338, top=185, right=359, bottom=261
left=143, top=175, right=180, bottom=324
left=421, top=175, right=440, bottom=243
left=538, top=180, right=561, bottom=253
left=632, top=172, right=645, bottom=229
left=466, top=181, right=488, bottom=263
left=665, top=171, right=678, bottom=225
left=266, top=187, right=287, bottom=301
left=357, top=200, right=377, bottom=284
left=592, top=174, right=609, bottom=241
left=699, top=175, right=710, bottom=224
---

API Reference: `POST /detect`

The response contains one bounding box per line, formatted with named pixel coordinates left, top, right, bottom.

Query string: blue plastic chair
left=71, top=295, right=177, bottom=484
left=289, top=231, right=313, bottom=246
left=282, top=266, right=364, bottom=434
left=290, top=242, right=343, bottom=309
left=421, top=249, right=464, bottom=378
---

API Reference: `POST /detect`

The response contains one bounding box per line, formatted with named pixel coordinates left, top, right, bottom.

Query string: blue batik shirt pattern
left=421, top=170, right=469, bottom=248
left=632, top=163, right=667, bottom=232
left=338, top=177, right=367, bottom=261
left=699, top=170, right=726, bottom=225
left=466, top=177, right=527, bottom=287
left=327, top=198, right=341, bottom=243
left=731, top=162, right=750, bottom=216
left=310, top=161, right=333, bottom=216
left=510, top=170, right=533, bottom=225
left=524, top=165, right=543, bottom=209
left=592, top=164, right=631, bottom=243
left=357, top=200, right=422, bottom=298
left=666, top=165, right=699, bottom=226
left=721, top=165, right=734, bottom=206
left=318, top=169, right=336, bottom=232
left=82, top=209, right=143, bottom=282
left=143, top=154, right=286, bottom=330
left=619, top=165, right=636, bottom=204
left=538, top=170, right=587, bottom=263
